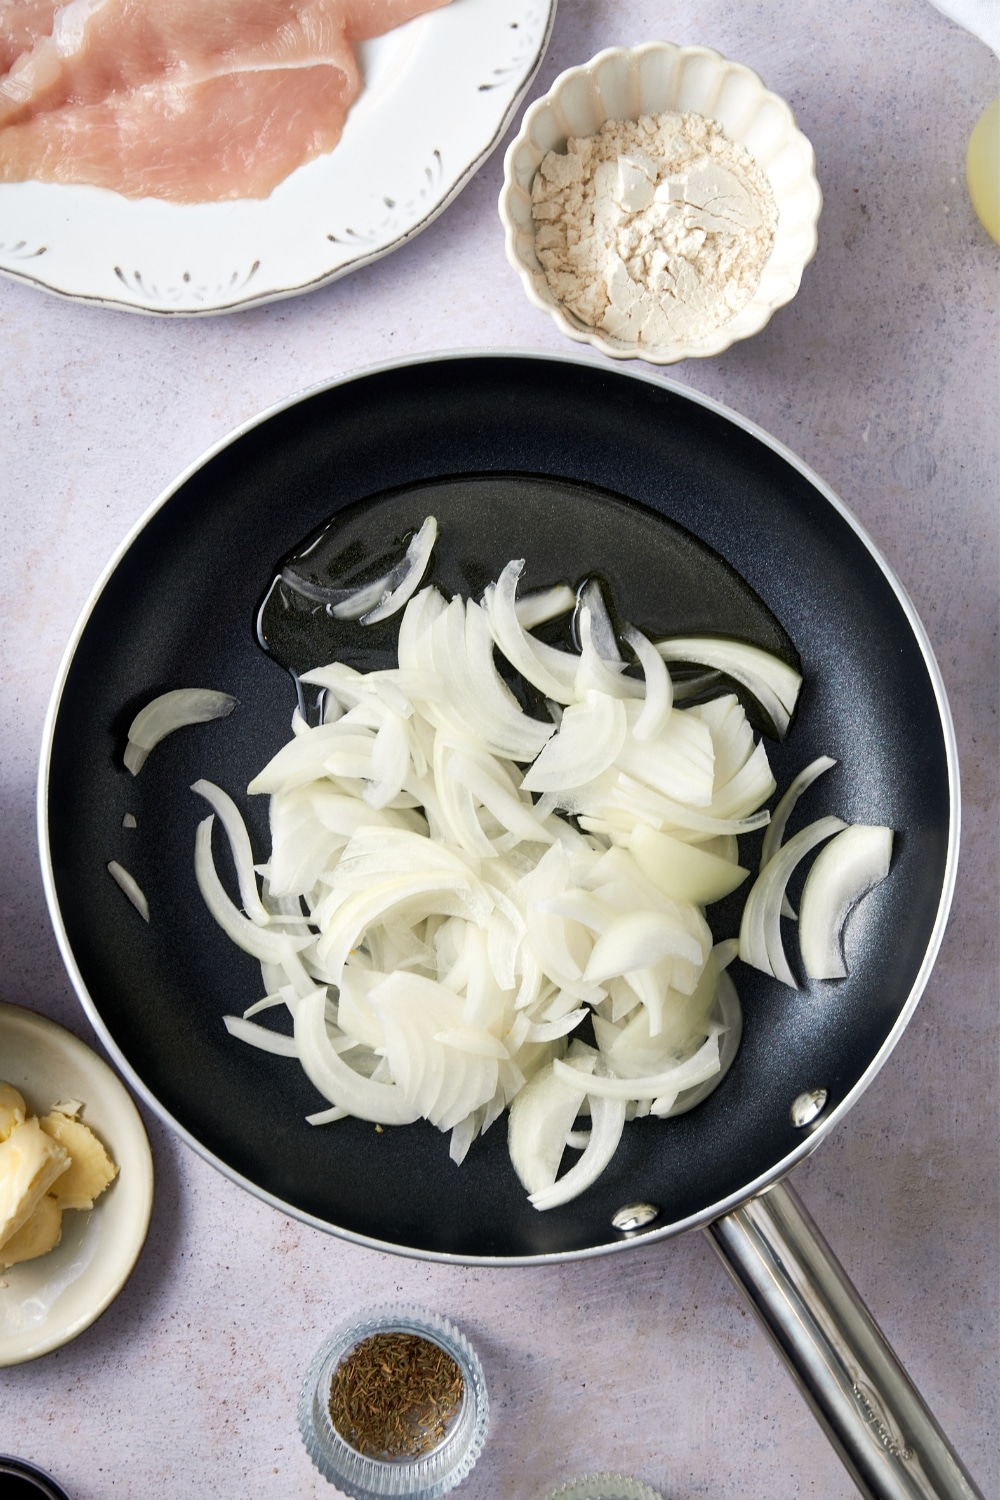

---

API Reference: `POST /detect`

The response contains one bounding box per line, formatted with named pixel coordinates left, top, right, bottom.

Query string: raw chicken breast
left=341, top=0, right=445, bottom=38
left=0, top=0, right=450, bottom=200
left=0, top=0, right=59, bottom=78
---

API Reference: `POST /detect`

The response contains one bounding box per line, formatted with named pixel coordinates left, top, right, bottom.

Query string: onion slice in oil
left=294, top=988, right=421, bottom=1125
left=194, top=816, right=310, bottom=965
left=358, top=516, right=439, bottom=625
left=124, top=688, right=236, bottom=775
left=223, top=1015, right=298, bottom=1057
left=654, top=638, right=801, bottom=739
left=799, top=824, right=893, bottom=979
left=329, top=516, right=438, bottom=623
left=738, top=815, right=847, bottom=987
left=191, top=778, right=270, bottom=925
left=528, top=1093, right=627, bottom=1210
left=515, top=583, right=576, bottom=631
left=760, top=755, right=837, bottom=871
left=107, top=860, right=149, bottom=921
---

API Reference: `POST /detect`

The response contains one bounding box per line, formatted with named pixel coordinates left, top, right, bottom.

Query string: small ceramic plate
left=0, top=1002, right=153, bottom=1366
left=0, top=0, right=555, bottom=316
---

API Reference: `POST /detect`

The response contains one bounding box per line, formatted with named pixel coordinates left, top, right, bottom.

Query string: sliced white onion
left=583, top=911, right=705, bottom=984
left=691, top=695, right=752, bottom=779
left=738, top=815, right=847, bottom=987
left=624, top=626, right=673, bottom=741
left=760, top=756, right=838, bottom=870
left=364, top=712, right=411, bottom=809
left=194, top=817, right=310, bottom=965
left=507, top=1052, right=596, bottom=1194
left=448, top=1109, right=481, bottom=1165
left=449, top=752, right=554, bottom=847
left=223, top=1015, right=298, bottom=1057
left=396, top=584, right=446, bottom=672
left=484, top=561, right=580, bottom=703
left=247, top=721, right=369, bottom=796
left=799, top=824, right=893, bottom=979
left=330, top=516, right=438, bottom=623
left=301, top=662, right=426, bottom=720
left=294, top=987, right=420, bottom=1124
left=605, top=772, right=771, bottom=838
left=332, top=826, right=479, bottom=892
left=553, top=1031, right=721, bottom=1101
left=514, top=583, right=576, bottom=630
left=659, top=969, right=742, bottom=1117
left=615, top=711, right=715, bottom=807
left=315, top=871, right=489, bottom=982
left=575, top=579, right=622, bottom=662
left=107, top=860, right=149, bottom=922
left=431, top=738, right=502, bottom=857
left=243, top=989, right=291, bottom=1019
left=575, top=610, right=643, bottom=699
left=463, top=599, right=555, bottom=760
left=655, top=638, right=801, bottom=739
left=529, top=1093, right=627, bottom=1210
left=709, top=742, right=777, bottom=822
left=525, top=1009, right=590, bottom=1043
left=430, top=596, right=553, bottom=762
left=671, top=669, right=724, bottom=702
left=627, top=825, right=749, bottom=905
left=191, top=779, right=270, bottom=925
left=369, top=972, right=500, bottom=1130
left=521, top=691, right=627, bottom=793
left=124, top=688, right=236, bottom=775
left=327, top=572, right=395, bottom=620
left=434, top=1028, right=509, bottom=1059
left=196, top=543, right=877, bottom=1212
left=306, top=1105, right=350, bottom=1125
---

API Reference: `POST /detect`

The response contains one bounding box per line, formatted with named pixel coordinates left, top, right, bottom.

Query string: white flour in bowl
left=531, top=112, right=778, bottom=347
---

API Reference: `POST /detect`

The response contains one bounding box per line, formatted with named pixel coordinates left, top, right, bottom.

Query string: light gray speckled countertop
left=0, top=2, right=997, bottom=1497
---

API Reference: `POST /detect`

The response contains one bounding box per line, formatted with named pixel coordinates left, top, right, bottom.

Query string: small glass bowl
left=298, top=1305, right=489, bottom=1499
left=542, top=1476, right=664, bottom=1500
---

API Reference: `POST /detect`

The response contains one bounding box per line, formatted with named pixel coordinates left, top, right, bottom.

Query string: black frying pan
left=39, top=354, right=976, bottom=1498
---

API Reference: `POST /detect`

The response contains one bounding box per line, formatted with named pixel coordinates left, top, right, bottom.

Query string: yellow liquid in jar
left=966, top=95, right=1000, bottom=244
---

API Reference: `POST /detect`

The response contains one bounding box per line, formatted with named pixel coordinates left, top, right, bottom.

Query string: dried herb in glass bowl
left=329, top=1331, right=465, bottom=1460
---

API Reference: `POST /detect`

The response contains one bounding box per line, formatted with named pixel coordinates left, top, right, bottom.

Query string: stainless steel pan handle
left=706, top=1181, right=984, bottom=1500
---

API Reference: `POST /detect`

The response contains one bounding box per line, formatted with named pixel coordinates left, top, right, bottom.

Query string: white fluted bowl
left=499, top=42, right=822, bottom=364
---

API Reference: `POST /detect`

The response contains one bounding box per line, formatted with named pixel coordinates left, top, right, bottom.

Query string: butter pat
left=0, top=1116, right=70, bottom=1251
left=41, top=1111, right=118, bottom=1210
left=1, top=1192, right=63, bottom=1268
left=0, top=1081, right=26, bottom=1142
left=0, top=1083, right=118, bottom=1269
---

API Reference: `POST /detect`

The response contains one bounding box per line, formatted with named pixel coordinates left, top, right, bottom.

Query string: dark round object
left=0, top=1456, right=73, bottom=1500
left=40, top=353, right=956, bottom=1263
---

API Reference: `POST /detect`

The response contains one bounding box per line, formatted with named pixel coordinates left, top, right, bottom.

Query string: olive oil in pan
left=255, top=473, right=799, bottom=736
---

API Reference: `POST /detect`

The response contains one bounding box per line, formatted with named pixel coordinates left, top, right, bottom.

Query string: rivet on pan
left=612, top=1202, right=660, bottom=1233
left=790, top=1089, right=829, bottom=1128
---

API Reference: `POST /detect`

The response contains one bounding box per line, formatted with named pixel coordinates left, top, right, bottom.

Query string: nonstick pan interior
left=41, top=354, right=955, bottom=1261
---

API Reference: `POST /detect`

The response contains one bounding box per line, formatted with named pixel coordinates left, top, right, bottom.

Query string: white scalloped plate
left=500, top=41, right=821, bottom=363
left=0, top=1002, right=153, bottom=1366
left=0, top=0, right=555, bottom=316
